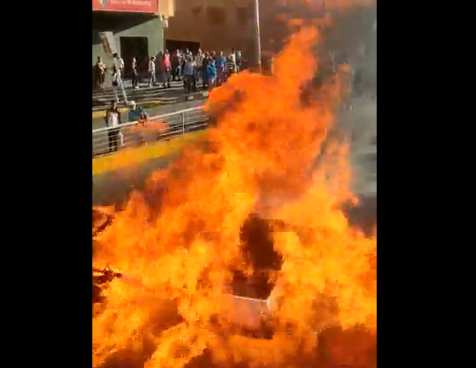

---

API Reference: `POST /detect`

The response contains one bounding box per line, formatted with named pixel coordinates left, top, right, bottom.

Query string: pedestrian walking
left=162, top=51, right=171, bottom=88
left=181, top=49, right=192, bottom=87
left=111, top=65, right=124, bottom=103
left=171, top=49, right=182, bottom=81
left=104, top=100, right=122, bottom=153
left=117, top=55, right=125, bottom=75
left=131, top=57, right=139, bottom=89
left=235, top=49, right=242, bottom=72
left=226, top=55, right=236, bottom=79
left=215, top=51, right=226, bottom=85
left=228, top=49, right=237, bottom=72
left=94, top=57, right=106, bottom=91
left=148, top=56, right=156, bottom=87
left=195, top=49, right=204, bottom=85
left=183, top=56, right=196, bottom=94
left=206, top=58, right=217, bottom=90
left=202, top=53, right=211, bottom=90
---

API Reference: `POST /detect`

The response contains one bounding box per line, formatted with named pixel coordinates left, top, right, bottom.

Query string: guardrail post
left=181, top=113, right=185, bottom=135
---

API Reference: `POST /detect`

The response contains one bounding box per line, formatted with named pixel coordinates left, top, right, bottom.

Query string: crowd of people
left=95, top=47, right=245, bottom=155
left=157, top=48, right=244, bottom=93
left=93, top=48, right=245, bottom=95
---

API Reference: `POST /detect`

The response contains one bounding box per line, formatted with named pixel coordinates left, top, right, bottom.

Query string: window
left=236, top=7, right=248, bottom=25
left=206, top=7, right=226, bottom=25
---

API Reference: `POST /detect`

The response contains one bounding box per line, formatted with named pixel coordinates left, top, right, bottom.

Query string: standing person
left=195, top=49, right=204, bottom=85
left=235, top=49, right=242, bottom=71
left=156, top=53, right=166, bottom=89
left=117, top=55, right=125, bottom=75
left=111, top=65, right=121, bottom=103
left=226, top=54, right=237, bottom=78
left=163, top=51, right=172, bottom=88
left=171, top=49, right=181, bottom=81
left=180, top=49, right=187, bottom=88
left=229, top=48, right=237, bottom=70
left=215, top=51, right=226, bottom=85
left=104, top=100, right=122, bottom=153
left=111, top=65, right=128, bottom=103
left=181, top=49, right=190, bottom=84
left=155, top=51, right=163, bottom=83
left=202, top=53, right=210, bottom=90
left=127, top=100, right=148, bottom=122
left=127, top=100, right=148, bottom=147
left=131, top=57, right=139, bottom=89
left=183, top=56, right=196, bottom=94
left=148, top=56, right=156, bottom=87
left=94, top=57, right=106, bottom=91
left=206, top=58, right=217, bottom=91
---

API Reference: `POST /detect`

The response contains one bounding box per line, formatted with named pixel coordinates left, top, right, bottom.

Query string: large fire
left=93, top=11, right=376, bottom=368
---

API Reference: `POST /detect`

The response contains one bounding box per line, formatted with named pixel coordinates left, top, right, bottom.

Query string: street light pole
left=252, top=0, right=262, bottom=73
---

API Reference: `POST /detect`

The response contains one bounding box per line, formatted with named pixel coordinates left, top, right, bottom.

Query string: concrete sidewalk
left=92, top=88, right=209, bottom=120
left=93, top=79, right=208, bottom=108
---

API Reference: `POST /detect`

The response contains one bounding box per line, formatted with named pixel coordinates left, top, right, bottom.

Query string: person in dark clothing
left=94, top=57, right=106, bottom=91
left=104, top=100, right=122, bottom=153
left=202, top=53, right=210, bottom=90
left=171, top=49, right=182, bottom=81
left=131, top=57, right=139, bottom=89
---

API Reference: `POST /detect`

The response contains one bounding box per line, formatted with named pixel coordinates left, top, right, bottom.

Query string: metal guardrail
left=92, top=107, right=209, bottom=157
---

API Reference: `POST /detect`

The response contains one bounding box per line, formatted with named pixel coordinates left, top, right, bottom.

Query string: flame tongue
left=93, top=23, right=376, bottom=368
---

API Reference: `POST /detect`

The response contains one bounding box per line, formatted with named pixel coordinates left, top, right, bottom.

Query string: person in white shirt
left=183, top=56, right=196, bottom=93
left=229, top=49, right=237, bottom=66
left=148, top=56, right=156, bottom=87
left=117, top=55, right=125, bottom=74
left=195, top=49, right=204, bottom=84
left=104, top=100, right=123, bottom=152
left=111, top=65, right=123, bottom=103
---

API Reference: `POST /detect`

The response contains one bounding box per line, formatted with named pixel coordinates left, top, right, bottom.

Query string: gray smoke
left=326, top=5, right=377, bottom=196
left=323, top=5, right=377, bottom=97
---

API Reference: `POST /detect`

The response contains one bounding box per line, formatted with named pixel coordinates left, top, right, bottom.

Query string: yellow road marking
left=92, top=131, right=205, bottom=176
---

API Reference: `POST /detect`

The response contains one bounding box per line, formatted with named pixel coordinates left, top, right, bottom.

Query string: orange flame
left=93, top=20, right=376, bottom=368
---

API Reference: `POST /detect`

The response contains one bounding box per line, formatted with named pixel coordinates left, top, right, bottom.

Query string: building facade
left=164, top=0, right=257, bottom=56
left=92, top=0, right=176, bottom=72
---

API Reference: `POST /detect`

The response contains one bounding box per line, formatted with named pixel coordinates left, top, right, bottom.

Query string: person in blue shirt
left=127, top=101, right=149, bottom=147
left=215, top=51, right=226, bottom=85
left=206, top=58, right=217, bottom=91
left=127, top=100, right=148, bottom=123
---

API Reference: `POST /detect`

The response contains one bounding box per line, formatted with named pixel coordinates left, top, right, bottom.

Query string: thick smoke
left=320, top=5, right=377, bottom=197
left=260, top=2, right=377, bottom=197
left=323, top=5, right=377, bottom=97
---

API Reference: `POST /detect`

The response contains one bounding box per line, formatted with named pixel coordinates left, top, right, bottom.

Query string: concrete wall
left=164, top=0, right=256, bottom=56
left=92, top=13, right=166, bottom=65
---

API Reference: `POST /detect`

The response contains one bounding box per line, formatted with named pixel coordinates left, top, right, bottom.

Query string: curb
left=92, top=100, right=165, bottom=120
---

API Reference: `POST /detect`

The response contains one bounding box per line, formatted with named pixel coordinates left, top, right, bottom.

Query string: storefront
left=92, top=0, right=165, bottom=75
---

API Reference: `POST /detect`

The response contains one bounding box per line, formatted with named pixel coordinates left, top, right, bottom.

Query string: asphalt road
left=92, top=99, right=206, bottom=131
left=93, top=155, right=177, bottom=206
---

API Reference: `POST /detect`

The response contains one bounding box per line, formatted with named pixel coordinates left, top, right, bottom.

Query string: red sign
left=92, top=0, right=158, bottom=13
